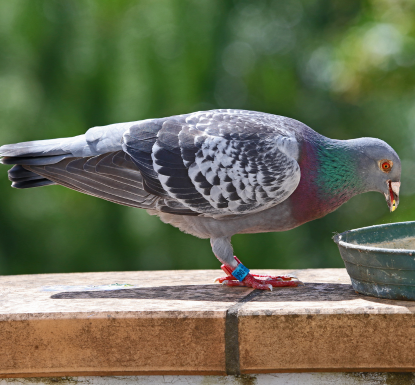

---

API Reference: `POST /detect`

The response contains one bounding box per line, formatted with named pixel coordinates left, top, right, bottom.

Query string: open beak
left=384, top=181, right=400, bottom=212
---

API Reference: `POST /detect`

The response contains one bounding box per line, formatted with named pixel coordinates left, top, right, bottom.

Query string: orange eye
left=381, top=161, right=392, bottom=172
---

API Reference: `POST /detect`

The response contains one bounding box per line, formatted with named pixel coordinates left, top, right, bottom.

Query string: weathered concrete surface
left=2, top=373, right=415, bottom=385
left=0, top=270, right=247, bottom=377
left=1, top=269, right=415, bottom=377
left=239, top=269, right=415, bottom=373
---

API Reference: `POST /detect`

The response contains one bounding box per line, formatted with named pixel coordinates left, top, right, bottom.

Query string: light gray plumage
left=0, top=109, right=401, bottom=288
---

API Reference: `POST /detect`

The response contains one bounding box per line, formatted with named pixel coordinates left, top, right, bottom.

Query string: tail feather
left=0, top=137, right=75, bottom=158
left=2, top=154, right=73, bottom=165
left=1, top=122, right=130, bottom=189
left=7, top=165, right=56, bottom=189
left=8, top=165, right=36, bottom=179
left=12, top=179, right=56, bottom=189
left=0, top=136, right=81, bottom=189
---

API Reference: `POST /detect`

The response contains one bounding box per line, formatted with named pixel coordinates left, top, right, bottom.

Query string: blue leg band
left=231, top=263, right=250, bottom=282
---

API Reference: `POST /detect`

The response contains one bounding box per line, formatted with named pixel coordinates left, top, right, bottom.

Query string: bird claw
left=215, top=257, right=303, bottom=290
left=252, top=273, right=298, bottom=281
left=214, top=276, right=234, bottom=284
left=215, top=271, right=303, bottom=290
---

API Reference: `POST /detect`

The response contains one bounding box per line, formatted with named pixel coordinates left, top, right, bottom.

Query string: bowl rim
left=333, top=221, right=415, bottom=255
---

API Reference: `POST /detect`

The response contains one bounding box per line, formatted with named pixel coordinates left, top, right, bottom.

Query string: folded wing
left=123, top=110, right=301, bottom=217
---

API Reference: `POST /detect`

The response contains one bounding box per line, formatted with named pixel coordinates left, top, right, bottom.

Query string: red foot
left=214, top=256, right=303, bottom=291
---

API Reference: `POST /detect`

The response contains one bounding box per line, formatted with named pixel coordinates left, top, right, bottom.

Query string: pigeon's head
left=354, top=138, right=401, bottom=212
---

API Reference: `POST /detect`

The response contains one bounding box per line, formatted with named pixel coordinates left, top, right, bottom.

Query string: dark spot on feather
left=198, top=180, right=212, bottom=189
left=163, top=177, right=196, bottom=189
left=225, top=183, right=236, bottom=193
left=228, top=192, right=240, bottom=201
left=193, top=172, right=205, bottom=182
left=222, top=174, right=232, bottom=182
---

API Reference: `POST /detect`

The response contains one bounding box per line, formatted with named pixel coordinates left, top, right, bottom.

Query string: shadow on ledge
left=51, top=282, right=363, bottom=302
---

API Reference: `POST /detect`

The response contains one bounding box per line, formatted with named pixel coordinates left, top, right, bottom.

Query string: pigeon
left=0, top=109, right=401, bottom=290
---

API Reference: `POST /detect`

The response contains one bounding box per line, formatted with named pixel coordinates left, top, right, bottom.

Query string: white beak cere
left=391, top=181, right=400, bottom=196
left=385, top=181, right=400, bottom=212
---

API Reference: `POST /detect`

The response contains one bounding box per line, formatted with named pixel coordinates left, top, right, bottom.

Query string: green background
left=0, top=0, right=414, bottom=275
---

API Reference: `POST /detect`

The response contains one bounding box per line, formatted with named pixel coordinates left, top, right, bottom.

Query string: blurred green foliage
left=0, top=0, right=414, bottom=275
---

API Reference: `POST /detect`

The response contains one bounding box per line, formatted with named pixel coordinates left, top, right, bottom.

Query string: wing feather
left=123, top=110, right=301, bottom=217
left=19, top=110, right=302, bottom=218
left=25, top=152, right=194, bottom=214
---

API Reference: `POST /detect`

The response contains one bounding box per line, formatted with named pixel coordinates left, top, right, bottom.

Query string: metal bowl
left=333, top=221, right=415, bottom=300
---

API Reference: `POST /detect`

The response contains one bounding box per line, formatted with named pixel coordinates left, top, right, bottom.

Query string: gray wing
left=1, top=119, right=196, bottom=215
left=123, top=110, right=301, bottom=217
left=20, top=151, right=198, bottom=216
left=2, top=109, right=301, bottom=218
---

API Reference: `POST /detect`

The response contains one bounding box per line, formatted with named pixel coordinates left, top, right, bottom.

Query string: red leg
left=214, top=256, right=303, bottom=291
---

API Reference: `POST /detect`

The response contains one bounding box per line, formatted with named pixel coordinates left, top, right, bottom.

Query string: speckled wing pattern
left=123, top=110, right=301, bottom=217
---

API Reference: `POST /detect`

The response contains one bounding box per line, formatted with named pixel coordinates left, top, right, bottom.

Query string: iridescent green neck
left=314, top=139, right=364, bottom=201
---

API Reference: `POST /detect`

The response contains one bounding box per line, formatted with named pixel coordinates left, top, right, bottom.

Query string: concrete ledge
left=1, top=269, right=415, bottom=378
left=2, top=373, right=415, bottom=385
